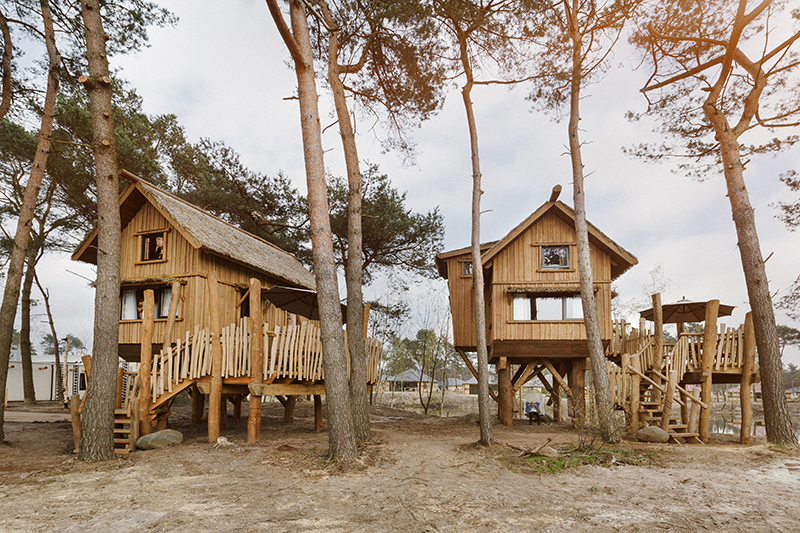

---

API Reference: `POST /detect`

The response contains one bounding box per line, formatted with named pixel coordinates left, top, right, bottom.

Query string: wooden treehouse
left=72, top=171, right=380, bottom=452
left=435, top=186, right=638, bottom=427
left=607, top=297, right=760, bottom=444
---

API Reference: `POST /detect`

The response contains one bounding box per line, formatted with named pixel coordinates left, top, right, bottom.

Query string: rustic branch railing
left=149, top=320, right=382, bottom=404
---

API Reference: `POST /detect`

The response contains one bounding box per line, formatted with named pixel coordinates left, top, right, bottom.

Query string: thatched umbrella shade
left=639, top=298, right=735, bottom=324
left=262, top=286, right=347, bottom=323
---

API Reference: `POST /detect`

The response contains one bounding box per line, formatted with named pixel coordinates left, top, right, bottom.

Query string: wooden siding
left=447, top=211, right=616, bottom=352
left=118, top=200, right=293, bottom=357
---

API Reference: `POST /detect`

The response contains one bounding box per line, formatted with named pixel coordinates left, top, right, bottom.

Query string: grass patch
left=497, top=444, right=657, bottom=475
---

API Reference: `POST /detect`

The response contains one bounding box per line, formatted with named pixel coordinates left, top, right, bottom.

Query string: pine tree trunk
left=705, top=111, right=798, bottom=446
left=326, top=21, right=371, bottom=443
left=566, top=3, right=617, bottom=443
left=270, top=0, right=358, bottom=461
left=34, top=274, right=63, bottom=403
left=78, top=0, right=121, bottom=462
left=0, top=0, right=60, bottom=442
left=460, top=46, right=493, bottom=446
left=20, top=243, right=38, bottom=404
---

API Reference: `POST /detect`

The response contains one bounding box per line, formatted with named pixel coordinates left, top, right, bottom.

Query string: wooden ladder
left=113, top=408, right=139, bottom=454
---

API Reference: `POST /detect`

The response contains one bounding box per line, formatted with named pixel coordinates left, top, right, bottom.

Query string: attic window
left=541, top=245, right=569, bottom=269
left=460, top=261, right=473, bottom=277
left=140, top=231, right=165, bottom=262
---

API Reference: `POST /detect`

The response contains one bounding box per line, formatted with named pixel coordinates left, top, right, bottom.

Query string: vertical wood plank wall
left=448, top=212, right=614, bottom=349
left=118, top=201, right=291, bottom=349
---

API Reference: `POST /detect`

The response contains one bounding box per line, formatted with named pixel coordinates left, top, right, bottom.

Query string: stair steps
left=114, top=408, right=137, bottom=454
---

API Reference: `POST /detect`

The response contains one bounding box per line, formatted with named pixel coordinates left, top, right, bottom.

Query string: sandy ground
left=1, top=399, right=799, bottom=533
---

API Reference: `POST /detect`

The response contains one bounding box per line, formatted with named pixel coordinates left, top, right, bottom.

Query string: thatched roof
left=72, top=172, right=315, bottom=290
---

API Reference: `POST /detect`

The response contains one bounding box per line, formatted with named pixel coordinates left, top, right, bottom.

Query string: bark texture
left=0, top=0, right=60, bottom=442
left=566, top=1, right=617, bottom=443
left=78, top=0, right=121, bottom=461
left=459, top=33, right=493, bottom=446
left=266, top=0, right=358, bottom=461
left=324, top=7, right=371, bottom=443
left=20, top=243, right=38, bottom=404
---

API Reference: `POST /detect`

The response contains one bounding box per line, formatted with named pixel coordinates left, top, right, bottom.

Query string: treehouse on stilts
left=72, top=171, right=380, bottom=453
left=435, top=186, right=638, bottom=428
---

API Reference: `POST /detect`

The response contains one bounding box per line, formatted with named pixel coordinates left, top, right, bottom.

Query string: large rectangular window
left=512, top=293, right=583, bottom=321
left=120, top=286, right=177, bottom=320
left=541, top=245, right=569, bottom=269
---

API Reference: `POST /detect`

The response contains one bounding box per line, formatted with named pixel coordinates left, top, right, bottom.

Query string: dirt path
left=1, top=402, right=799, bottom=532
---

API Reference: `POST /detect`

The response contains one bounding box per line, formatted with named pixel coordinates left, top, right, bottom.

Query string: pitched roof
left=481, top=198, right=637, bottom=280
left=72, top=171, right=315, bottom=290
left=385, top=369, right=435, bottom=382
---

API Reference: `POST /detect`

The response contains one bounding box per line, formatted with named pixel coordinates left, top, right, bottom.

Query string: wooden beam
left=497, top=358, right=513, bottom=426
left=248, top=383, right=325, bottom=396
left=456, top=348, right=497, bottom=402
left=740, top=312, right=755, bottom=445
left=542, top=359, right=572, bottom=397
left=549, top=184, right=562, bottom=203
left=207, top=271, right=224, bottom=443
left=699, top=299, right=719, bottom=443
left=314, top=395, right=323, bottom=432
left=139, top=290, right=155, bottom=436
left=248, top=278, right=264, bottom=445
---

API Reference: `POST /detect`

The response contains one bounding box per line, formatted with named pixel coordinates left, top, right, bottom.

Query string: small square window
left=542, top=245, right=569, bottom=269
left=461, top=261, right=473, bottom=277
left=141, top=232, right=165, bottom=262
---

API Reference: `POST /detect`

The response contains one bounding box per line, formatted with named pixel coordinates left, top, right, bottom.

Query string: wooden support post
left=314, top=395, right=323, bottom=432
left=139, top=290, right=155, bottom=436
left=247, top=278, right=264, bottom=444
left=70, top=395, right=81, bottom=453
left=688, top=398, right=701, bottom=434
left=191, top=384, right=204, bottom=423
left=620, top=352, right=630, bottom=411
left=283, top=395, right=296, bottom=423
left=699, top=299, right=719, bottom=443
left=232, top=395, right=242, bottom=419
left=652, top=293, right=664, bottom=404
left=115, top=367, right=124, bottom=410
left=680, top=390, right=689, bottom=426
left=660, top=370, right=678, bottom=432
left=551, top=366, right=562, bottom=422
left=497, top=357, right=513, bottom=426
left=568, top=358, right=586, bottom=427
left=130, top=395, right=140, bottom=452
left=220, top=395, right=228, bottom=430
left=161, top=280, right=181, bottom=353
left=629, top=354, right=641, bottom=430
left=207, top=272, right=224, bottom=442
left=740, top=312, right=756, bottom=445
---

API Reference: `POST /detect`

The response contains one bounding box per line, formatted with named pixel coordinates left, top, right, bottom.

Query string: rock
left=464, top=413, right=480, bottom=424
left=635, top=425, right=670, bottom=443
left=136, top=429, right=183, bottom=450
left=537, top=446, right=560, bottom=458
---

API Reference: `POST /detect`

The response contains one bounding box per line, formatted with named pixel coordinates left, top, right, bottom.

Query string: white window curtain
left=512, top=294, right=531, bottom=320
left=121, top=289, right=138, bottom=320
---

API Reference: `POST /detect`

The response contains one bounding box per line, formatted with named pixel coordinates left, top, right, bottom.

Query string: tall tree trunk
left=78, top=0, right=121, bottom=461
left=266, top=0, right=358, bottom=461
left=20, top=242, right=39, bottom=404
left=0, top=0, right=60, bottom=443
left=566, top=3, right=617, bottom=443
left=706, top=122, right=797, bottom=446
left=34, top=271, right=63, bottom=403
left=0, top=10, right=12, bottom=120
left=458, top=31, right=492, bottom=446
left=325, top=14, right=371, bottom=443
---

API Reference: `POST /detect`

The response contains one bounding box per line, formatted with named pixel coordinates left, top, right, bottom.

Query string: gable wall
left=118, top=200, right=291, bottom=352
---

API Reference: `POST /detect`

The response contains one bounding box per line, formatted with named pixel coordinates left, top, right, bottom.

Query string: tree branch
left=265, top=0, right=303, bottom=65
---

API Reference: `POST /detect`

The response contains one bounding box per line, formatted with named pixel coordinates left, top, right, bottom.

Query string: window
left=120, top=286, right=178, bottom=320
left=541, top=245, right=569, bottom=269
left=512, top=293, right=583, bottom=321
left=460, top=261, right=473, bottom=277
left=140, top=231, right=165, bottom=262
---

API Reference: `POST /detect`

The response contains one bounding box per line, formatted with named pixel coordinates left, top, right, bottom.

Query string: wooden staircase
left=113, top=408, right=139, bottom=454
left=634, top=378, right=703, bottom=445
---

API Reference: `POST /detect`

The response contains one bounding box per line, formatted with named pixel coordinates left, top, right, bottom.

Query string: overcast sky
left=32, top=0, right=800, bottom=365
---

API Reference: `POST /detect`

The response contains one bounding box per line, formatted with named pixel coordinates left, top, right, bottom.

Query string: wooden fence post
left=660, top=370, right=677, bottom=432
left=629, top=353, right=641, bottom=430
left=139, top=290, right=155, bottom=436
left=207, top=272, right=224, bottom=442
left=740, top=312, right=756, bottom=444
left=699, top=299, right=719, bottom=443
left=161, top=280, right=181, bottom=353
left=247, top=278, right=264, bottom=444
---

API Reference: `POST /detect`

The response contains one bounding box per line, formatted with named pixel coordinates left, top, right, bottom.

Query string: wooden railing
left=149, top=320, right=382, bottom=403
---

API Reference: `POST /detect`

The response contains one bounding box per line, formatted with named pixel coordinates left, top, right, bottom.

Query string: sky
left=28, top=0, right=800, bottom=365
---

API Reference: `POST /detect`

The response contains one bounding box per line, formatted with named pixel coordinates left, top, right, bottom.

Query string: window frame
left=510, top=292, right=584, bottom=322
left=459, top=260, right=473, bottom=277
left=119, top=285, right=181, bottom=322
left=135, top=229, right=169, bottom=265
left=540, top=245, right=570, bottom=270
